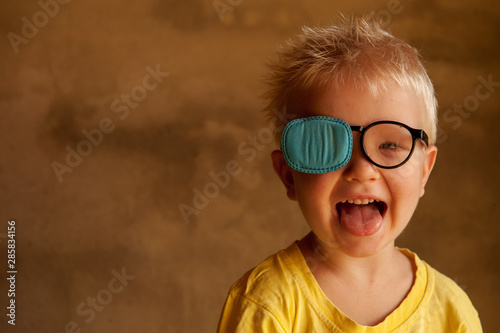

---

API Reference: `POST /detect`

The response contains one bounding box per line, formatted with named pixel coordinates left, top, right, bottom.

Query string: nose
left=342, top=133, right=380, bottom=182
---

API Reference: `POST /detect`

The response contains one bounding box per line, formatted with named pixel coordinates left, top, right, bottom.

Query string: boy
left=217, top=16, right=482, bottom=332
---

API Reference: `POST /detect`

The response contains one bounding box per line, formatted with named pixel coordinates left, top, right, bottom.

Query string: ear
left=271, top=150, right=297, bottom=200
left=420, top=145, right=438, bottom=197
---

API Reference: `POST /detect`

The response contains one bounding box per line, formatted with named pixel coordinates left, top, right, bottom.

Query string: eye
left=379, top=142, right=401, bottom=150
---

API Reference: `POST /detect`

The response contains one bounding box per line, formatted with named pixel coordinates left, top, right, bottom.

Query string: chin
left=334, top=227, right=397, bottom=258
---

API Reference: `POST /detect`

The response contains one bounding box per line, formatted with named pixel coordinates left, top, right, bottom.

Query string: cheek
left=392, top=152, right=425, bottom=180
left=293, top=173, right=338, bottom=217
left=386, top=157, right=425, bottom=214
left=392, top=148, right=427, bottom=186
left=294, top=173, right=328, bottom=197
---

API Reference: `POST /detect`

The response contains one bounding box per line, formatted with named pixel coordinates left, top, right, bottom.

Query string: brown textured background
left=0, top=0, right=499, bottom=332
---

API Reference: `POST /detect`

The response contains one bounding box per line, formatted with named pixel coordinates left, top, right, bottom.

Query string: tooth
left=348, top=200, right=354, bottom=204
left=368, top=199, right=374, bottom=204
left=354, top=199, right=362, bottom=205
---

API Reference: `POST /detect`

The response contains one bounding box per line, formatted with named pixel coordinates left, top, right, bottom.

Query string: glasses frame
left=350, top=120, right=429, bottom=169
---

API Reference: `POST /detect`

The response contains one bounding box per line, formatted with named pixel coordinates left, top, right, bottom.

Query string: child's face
left=272, top=82, right=438, bottom=258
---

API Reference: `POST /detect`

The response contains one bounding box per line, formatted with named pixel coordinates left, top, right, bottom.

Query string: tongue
left=339, top=203, right=383, bottom=236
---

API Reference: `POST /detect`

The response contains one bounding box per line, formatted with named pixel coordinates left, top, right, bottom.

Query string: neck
left=298, top=232, right=411, bottom=288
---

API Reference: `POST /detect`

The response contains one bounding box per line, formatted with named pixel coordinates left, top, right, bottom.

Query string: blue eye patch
left=281, top=116, right=353, bottom=174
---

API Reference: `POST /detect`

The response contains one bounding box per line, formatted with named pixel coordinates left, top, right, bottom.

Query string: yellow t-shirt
left=217, top=242, right=482, bottom=332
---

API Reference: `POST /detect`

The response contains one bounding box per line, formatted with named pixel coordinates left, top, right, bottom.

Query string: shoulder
left=397, top=249, right=482, bottom=331
left=400, top=248, right=476, bottom=307
left=427, top=264, right=475, bottom=307
left=424, top=260, right=482, bottom=330
left=229, top=243, right=300, bottom=306
left=218, top=243, right=305, bottom=332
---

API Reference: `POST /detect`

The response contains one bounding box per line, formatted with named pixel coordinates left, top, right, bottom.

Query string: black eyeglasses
left=350, top=121, right=429, bottom=169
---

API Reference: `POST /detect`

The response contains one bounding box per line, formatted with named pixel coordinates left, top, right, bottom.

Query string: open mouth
left=336, top=199, right=387, bottom=217
left=335, top=199, right=388, bottom=236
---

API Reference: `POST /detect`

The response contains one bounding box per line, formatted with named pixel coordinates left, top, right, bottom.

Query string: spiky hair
left=264, top=16, right=437, bottom=145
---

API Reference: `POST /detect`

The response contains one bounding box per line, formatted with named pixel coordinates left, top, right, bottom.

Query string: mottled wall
left=0, top=0, right=499, bottom=332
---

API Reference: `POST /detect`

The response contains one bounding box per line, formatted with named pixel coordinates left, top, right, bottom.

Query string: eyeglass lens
left=362, top=123, right=414, bottom=167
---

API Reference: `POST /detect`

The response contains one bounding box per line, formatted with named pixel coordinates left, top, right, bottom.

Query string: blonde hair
left=264, top=16, right=438, bottom=145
